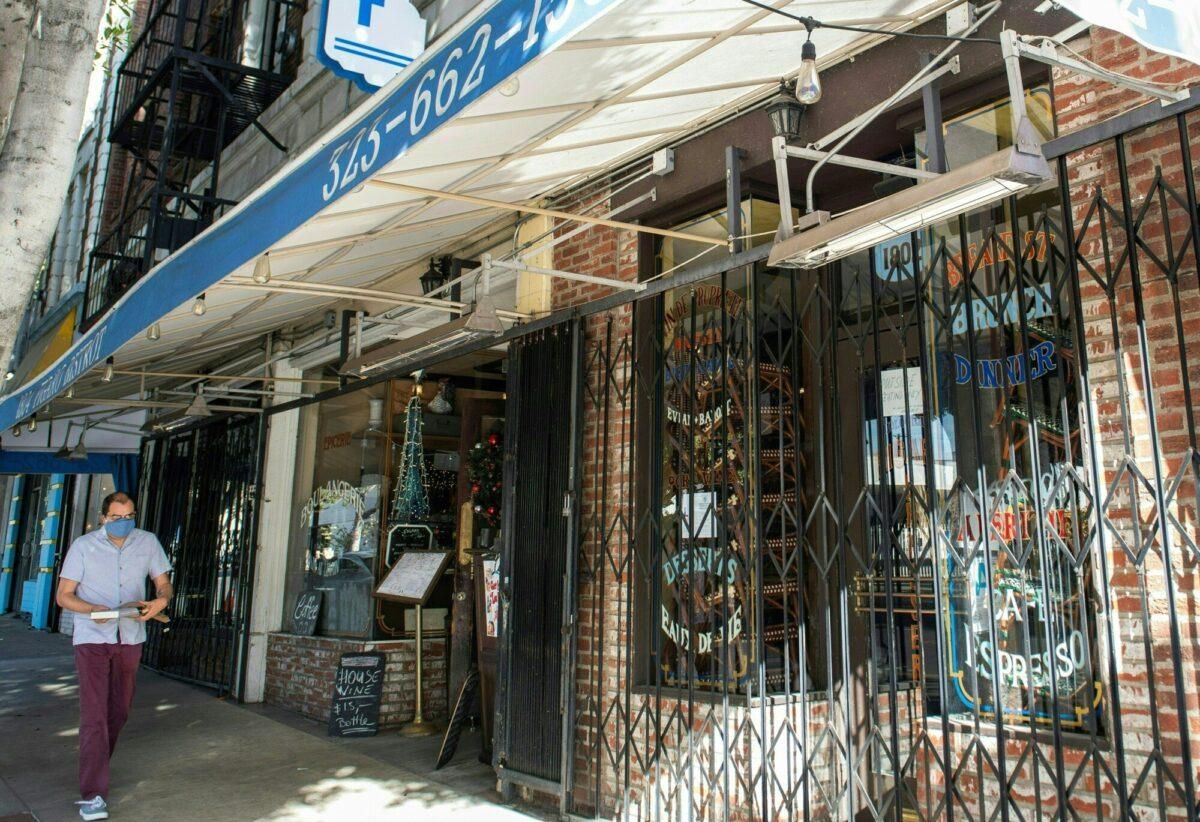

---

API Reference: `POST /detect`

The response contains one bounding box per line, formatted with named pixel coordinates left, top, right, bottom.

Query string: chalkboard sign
left=374, top=550, right=452, bottom=605
left=327, top=652, right=385, bottom=737
left=292, top=589, right=322, bottom=637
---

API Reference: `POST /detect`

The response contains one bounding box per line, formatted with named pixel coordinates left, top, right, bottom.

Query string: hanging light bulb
left=28, top=417, right=36, bottom=432
left=102, top=356, right=115, bottom=382
left=252, top=253, right=271, bottom=284
left=367, top=396, right=384, bottom=431
left=147, top=322, right=161, bottom=341
left=796, top=33, right=822, bottom=105
left=193, top=293, right=207, bottom=316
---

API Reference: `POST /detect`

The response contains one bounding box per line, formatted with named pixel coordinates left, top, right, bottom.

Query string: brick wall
left=551, top=192, right=637, bottom=813
left=1054, top=27, right=1200, bottom=819
left=264, top=632, right=448, bottom=728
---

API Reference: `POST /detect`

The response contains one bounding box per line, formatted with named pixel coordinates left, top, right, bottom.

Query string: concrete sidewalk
left=0, top=615, right=545, bottom=821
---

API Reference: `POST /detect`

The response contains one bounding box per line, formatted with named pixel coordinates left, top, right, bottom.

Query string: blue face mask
left=105, top=518, right=136, bottom=539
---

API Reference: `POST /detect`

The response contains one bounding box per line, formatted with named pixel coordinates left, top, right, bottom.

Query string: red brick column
left=550, top=192, right=642, bottom=814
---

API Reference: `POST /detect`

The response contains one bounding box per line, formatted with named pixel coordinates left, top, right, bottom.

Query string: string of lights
left=736, top=0, right=1004, bottom=45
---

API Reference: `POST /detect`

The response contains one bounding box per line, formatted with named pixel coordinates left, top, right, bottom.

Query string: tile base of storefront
left=264, top=632, right=448, bottom=728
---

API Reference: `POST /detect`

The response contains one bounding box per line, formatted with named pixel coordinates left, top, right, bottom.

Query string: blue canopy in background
left=0, top=451, right=139, bottom=497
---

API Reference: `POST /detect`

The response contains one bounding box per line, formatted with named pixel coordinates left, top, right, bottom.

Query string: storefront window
left=282, top=369, right=503, bottom=640
left=636, top=200, right=813, bottom=695
left=657, top=198, right=792, bottom=279
left=916, top=85, right=1055, bottom=173
left=83, top=474, right=116, bottom=534
left=631, top=92, right=1102, bottom=725
left=650, top=270, right=753, bottom=691
left=830, top=86, right=1106, bottom=732
left=285, top=383, right=388, bottom=637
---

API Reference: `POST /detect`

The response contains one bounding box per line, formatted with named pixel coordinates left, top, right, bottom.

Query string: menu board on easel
left=374, top=550, right=452, bottom=605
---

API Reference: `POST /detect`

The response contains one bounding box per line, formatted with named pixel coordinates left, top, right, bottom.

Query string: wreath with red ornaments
left=468, top=426, right=503, bottom=527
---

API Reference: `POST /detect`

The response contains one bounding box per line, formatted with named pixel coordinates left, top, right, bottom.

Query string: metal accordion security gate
left=566, top=104, right=1200, bottom=820
left=137, top=415, right=263, bottom=696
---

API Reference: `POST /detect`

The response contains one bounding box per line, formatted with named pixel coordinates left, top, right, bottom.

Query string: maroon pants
left=74, top=643, right=142, bottom=800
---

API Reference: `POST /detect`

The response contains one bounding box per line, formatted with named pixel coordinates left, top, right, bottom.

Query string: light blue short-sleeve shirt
left=59, top=528, right=172, bottom=645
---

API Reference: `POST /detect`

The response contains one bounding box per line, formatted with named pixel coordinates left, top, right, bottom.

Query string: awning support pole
left=365, top=179, right=727, bottom=246
left=773, top=135, right=795, bottom=239
left=784, top=145, right=939, bottom=180
left=726, top=145, right=747, bottom=254
left=921, top=52, right=948, bottom=174
left=218, top=277, right=529, bottom=320
left=55, top=397, right=264, bottom=413
left=487, top=258, right=645, bottom=292
left=110, top=369, right=338, bottom=385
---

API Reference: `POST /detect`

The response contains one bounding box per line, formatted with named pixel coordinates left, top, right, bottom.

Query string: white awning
left=0, top=0, right=959, bottom=429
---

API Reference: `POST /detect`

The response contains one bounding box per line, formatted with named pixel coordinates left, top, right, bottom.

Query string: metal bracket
left=1002, top=29, right=1190, bottom=108
left=192, top=60, right=289, bottom=153
left=784, top=145, right=939, bottom=180
left=772, top=135, right=795, bottom=239
left=771, top=55, right=959, bottom=239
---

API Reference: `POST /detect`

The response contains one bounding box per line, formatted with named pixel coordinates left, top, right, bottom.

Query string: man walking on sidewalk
left=55, top=491, right=172, bottom=821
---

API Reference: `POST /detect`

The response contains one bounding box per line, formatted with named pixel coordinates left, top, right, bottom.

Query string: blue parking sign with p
left=320, top=0, right=427, bottom=90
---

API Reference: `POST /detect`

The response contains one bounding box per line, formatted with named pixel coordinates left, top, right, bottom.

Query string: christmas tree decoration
left=468, top=425, right=503, bottom=527
left=391, top=388, right=429, bottom=523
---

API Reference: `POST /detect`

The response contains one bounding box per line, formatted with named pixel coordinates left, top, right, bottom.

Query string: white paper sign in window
left=879, top=366, right=924, bottom=418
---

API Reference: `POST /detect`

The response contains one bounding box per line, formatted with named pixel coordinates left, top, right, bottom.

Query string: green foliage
left=93, top=0, right=134, bottom=71
left=467, top=426, right=503, bottom=528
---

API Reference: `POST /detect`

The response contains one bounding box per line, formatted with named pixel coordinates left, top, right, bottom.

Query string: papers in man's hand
left=89, top=601, right=171, bottom=623
left=89, top=607, right=142, bottom=620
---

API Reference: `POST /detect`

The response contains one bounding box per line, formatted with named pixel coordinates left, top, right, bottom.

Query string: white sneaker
left=77, top=795, right=108, bottom=820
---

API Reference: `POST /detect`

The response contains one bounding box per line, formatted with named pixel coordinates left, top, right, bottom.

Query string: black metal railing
left=82, top=0, right=302, bottom=328
left=85, top=183, right=236, bottom=322
left=110, top=0, right=300, bottom=152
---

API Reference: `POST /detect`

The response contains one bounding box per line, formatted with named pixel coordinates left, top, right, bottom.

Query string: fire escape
left=84, top=0, right=302, bottom=327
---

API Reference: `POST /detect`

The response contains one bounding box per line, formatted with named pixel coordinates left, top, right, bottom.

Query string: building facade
left=0, top=40, right=143, bottom=633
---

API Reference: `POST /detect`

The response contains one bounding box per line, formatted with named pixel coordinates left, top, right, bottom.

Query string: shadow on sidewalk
left=0, top=616, right=545, bottom=821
